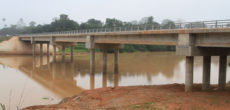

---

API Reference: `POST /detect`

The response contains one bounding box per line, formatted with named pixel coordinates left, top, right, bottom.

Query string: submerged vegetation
left=0, top=14, right=175, bottom=52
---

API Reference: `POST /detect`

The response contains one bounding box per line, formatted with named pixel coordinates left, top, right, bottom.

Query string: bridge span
left=18, top=19, right=230, bottom=92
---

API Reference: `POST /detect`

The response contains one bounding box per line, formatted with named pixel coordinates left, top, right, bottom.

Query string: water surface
left=0, top=52, right=230, bottom=109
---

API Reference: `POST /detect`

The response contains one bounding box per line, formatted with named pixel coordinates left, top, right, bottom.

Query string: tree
left=49, top=14, right=79, bottom=31
left=139, top=16, right=154, bottom=24
left=29, top=21, right=36, bottom=27
left=2, top=18, right=6, bottom=28
left=104, top=18, right=123, bottom=27
left=80, top=18, right=103, bottom=29
left=161, top=19, right=176, bottom=29
left=139, top=16, right=160, bottom=29
left=17, top=18, right=26, bottom=29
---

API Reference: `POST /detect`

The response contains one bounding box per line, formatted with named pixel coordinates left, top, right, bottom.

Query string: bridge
left=18, top=19, right=230, bottom=92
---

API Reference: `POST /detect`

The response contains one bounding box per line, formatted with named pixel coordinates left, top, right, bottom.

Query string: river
left=0, top=52, right=230, bottom=109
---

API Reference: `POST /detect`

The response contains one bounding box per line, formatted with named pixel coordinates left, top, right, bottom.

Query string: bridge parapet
left=18, top=19, right=230, bottom=37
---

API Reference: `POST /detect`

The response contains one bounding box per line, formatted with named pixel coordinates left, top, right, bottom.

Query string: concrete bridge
left=18, top=19, right=230, bottom=92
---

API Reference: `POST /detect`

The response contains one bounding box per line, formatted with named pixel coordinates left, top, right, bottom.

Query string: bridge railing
left=19, top=19, right=230, bottom=37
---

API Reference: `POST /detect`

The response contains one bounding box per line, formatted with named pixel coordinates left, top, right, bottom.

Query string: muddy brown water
left=0, top=52, right=230, bottom=109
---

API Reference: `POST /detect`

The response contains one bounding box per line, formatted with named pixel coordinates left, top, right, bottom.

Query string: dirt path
left=23, top=84, right=230, bottom=110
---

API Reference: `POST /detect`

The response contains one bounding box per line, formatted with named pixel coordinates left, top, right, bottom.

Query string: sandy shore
left=22, top=84, right=230, bottom=110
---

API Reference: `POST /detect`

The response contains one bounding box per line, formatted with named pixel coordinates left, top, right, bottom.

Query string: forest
left=0, top=14, right=176, bottom=52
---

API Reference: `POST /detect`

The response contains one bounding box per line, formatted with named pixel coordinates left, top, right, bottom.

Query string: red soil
left=23, top=84, right=230, bottom=110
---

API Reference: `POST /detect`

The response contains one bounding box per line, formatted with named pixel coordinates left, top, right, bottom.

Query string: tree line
left=0, top=14, right=176, bottom=52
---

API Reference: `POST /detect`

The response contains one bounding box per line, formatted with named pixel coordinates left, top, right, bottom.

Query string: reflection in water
left=0, top=52, right=230, bottom=109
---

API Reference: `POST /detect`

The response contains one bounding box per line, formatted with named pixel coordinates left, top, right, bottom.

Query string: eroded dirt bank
left=23, top=84, right=230, bottom=110
left=0, top=37, right=54, bottom=55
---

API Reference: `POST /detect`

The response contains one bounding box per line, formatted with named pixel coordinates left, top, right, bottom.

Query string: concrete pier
left=114, top=48, right=119, bottom=73
left=103, top=72, right=107, bottom=88
left=90, top=48, right=95, bottom=73
left=71, top=46, right=74, bottom=61
left=202, top=56, right=211, bottom=91
left=40, top=55, right=43, bottom=67
left=103, top=49, right=107, bottom=73
left=185, top=56, right=194, bottom=92
left=40, top=43, right=43, bottom=57
left=32, top=43, right=36, bottom=56
left=47, top=43, right=50, bottom=57
left=53, top=45, right=56, bottom=62
left=90, top=73, right=95, bottom=90
left=62, top=45, right=65, bottom=58
left=218, top=56, right=227, bottom=90
left=114, top=72, right=119, bottom=87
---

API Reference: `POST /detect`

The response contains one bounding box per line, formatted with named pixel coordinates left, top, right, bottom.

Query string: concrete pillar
left=90, top=73, right=95, bottom=90
left=40, top=43, right=43, bottom=57
left=90, top=48, right=95, bottom=73
left=32, top=43, right=36, bottom=56
left=114, top=72, right=119, bottom=87
left=32, top=56, right=36, bottom=70
left=218, top=56, right=227, bottom=90
left=185, top=56, right=194, bottom=92
left=202, top=56, right=211, bottom=91
left=53, top=45, right=56, bottom=62
left=103, top=48, right=107, bottom=73
left=102, top=72, right=107, bottom=88
left=40, top=54, right=43, bottom=67
left=71, top=46, right=74, bottom=61
left=62, top=45, right=65, bottom=58
left=47, top=55, right=50, bottom=69
left=52, top=63, right=56, bottom=80
left=114, top=48, right=119, bottom=73
left=47, top=43, right=50, bottom=56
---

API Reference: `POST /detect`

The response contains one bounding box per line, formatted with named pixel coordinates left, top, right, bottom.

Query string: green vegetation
left=62, top=43, right=175, bottom=53
left=0, top=103, right=6, bottom=110
left=0, top=14, right=176, bottom=52
left=0, top=37, right=11, bottom=43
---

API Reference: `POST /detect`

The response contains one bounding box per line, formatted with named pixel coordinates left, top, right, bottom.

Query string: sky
left=0, top=0, right=230, bottom=28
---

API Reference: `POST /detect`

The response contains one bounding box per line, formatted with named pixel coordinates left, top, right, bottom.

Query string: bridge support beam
left=202, top=56, right=211, bottom=91
left=40, top=43, right=43, bottom=57
left=218, top=56, right=227, bottom=90
left=185, top=56, right=194, bottom=92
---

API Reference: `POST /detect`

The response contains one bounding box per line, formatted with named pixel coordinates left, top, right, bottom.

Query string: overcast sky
left=0, top=0, right=230, bottom=28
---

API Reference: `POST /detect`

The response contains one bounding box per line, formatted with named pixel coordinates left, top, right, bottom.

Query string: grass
left=131, top=102, right=161, bottom=110
left=0, top=37, right=11, bottom=43
left=0, top=103, right=6, bottom=110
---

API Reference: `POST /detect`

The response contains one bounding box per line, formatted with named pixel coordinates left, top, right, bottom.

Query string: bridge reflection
left=0, top=52, right=184, bottom=97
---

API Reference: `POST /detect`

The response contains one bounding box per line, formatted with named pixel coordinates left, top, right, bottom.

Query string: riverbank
left=23, top=84, right=230, bottom=110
